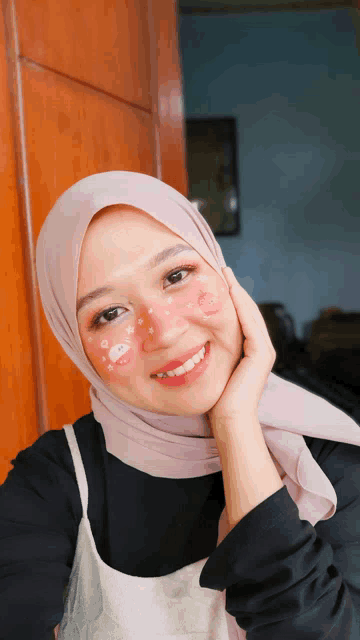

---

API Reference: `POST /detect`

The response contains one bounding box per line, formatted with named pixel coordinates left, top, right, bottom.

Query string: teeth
left=172, top=365, right=187, bottom=376
left=155, top=345, right=206, bottom=378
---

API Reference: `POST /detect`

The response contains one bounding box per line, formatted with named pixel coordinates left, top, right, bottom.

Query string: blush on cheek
left=198, top=291, right=222, bottom=316
left=170, top=277, right=224, bottom=319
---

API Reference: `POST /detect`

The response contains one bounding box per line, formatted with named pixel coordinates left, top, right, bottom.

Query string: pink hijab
left=36, top=170, right=360, bottom=530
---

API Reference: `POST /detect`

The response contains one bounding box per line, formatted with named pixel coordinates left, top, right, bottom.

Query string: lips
left=150, top=341, right=208, bottom=377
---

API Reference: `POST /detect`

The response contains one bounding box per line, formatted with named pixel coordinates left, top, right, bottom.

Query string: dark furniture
left=258, top=303, right=360, bottom=426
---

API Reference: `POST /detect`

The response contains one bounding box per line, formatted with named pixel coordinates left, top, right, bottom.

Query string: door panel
left=15, top=0, right=152, bottom=109
left=148, top=0, right=188, bottom=196
left=22, top=60, right=155, bottom=238
left=21, top=60, right=155, bottom=428
left=0, top=8, right=39, bottom=483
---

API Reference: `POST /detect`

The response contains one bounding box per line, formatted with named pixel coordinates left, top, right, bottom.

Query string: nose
left=140, top=301, right=190, bottom=353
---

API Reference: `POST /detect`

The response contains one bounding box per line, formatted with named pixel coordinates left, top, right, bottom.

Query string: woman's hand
left=206, top=267, right=276, bottom=428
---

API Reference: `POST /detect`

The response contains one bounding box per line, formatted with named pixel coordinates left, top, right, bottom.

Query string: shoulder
left=9, top=411, right=102, bottom=475
left=3, top=412, right=104, bottom=517
left=1, top=412, right=107, bottom=546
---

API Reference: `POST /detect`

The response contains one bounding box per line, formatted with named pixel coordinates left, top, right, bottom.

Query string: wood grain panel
left=21, top=59, right=155, bottom=430
left=149, top=0, right=188, bottom=195
left=15, top=0, right=152, bottom=110
left=0, top=9, right=39, bottom=482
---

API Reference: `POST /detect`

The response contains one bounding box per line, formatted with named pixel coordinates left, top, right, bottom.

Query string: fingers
left=222, top=267, right=276, bottom=358
left=222, top=267, right=266, bottom=328
left=223, top=268, right=262, bottom=317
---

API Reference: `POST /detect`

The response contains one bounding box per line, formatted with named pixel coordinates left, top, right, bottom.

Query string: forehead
left=84, top=205, right=182, bottom=252
left=78, top=207, right=199, bottom=304
left=77, top=205, right=196, bottom=296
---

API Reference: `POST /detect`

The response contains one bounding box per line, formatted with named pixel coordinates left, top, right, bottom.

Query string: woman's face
left=77, top=205, right=243, bottom=416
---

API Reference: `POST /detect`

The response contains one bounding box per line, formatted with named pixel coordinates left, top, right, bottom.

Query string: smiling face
left=76, top=205, right=243, bottom=416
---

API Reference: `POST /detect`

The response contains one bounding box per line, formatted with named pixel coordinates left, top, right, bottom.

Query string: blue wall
left=179, top=9, right=360, bottom=339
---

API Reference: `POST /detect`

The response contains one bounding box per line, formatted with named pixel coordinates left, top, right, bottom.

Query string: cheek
left=185, top=276, right=227, bottom=318
left=198, top=290, right=222, bottom=316
left=87, top=336, right=136, bottom=376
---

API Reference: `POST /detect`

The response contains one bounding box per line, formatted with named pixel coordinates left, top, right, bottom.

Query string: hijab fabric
left=36, top=171, right=360, bottom=530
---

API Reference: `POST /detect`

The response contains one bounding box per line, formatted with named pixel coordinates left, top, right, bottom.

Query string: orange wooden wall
left=1, top=0, right=188, bottom=483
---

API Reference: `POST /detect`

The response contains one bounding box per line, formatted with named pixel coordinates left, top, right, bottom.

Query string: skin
left=76, top=204, right=243, bottom=416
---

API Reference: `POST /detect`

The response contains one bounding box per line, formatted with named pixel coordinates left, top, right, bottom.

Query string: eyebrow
left=76, top=244, right=196, bottom=315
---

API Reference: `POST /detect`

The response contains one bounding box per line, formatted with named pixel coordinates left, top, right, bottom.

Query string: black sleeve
left=0, top=430, right=81, bottom=640
left=199, top=440, right=360, bottom=639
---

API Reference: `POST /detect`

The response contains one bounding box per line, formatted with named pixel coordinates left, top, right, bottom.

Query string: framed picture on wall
left=185, top=116, right=240, bottom=236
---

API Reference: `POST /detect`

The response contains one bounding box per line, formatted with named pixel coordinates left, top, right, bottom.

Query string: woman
left=1, top=171, right=360, bottom=639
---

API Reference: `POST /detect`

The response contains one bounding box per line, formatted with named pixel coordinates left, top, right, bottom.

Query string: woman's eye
left=95, top=307, right=124, bottom=328
left=165, top=267, right=192, bottom=287
left=88, top=264, right=197, bottom=331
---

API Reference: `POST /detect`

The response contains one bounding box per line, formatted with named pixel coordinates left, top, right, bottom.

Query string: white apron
left=56, top=424, right=246, bottom=639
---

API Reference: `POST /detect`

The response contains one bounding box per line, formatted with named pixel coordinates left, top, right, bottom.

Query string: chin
left=159, top=381, right=229, bottom=417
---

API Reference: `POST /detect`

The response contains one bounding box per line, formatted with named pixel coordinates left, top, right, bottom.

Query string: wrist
left=210, top=413, right=261, bottom=440
left=211, top=417, right=284, bottom=529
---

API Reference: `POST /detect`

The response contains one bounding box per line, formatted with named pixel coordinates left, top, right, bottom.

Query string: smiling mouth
left=151, top=342, right=209, bottom=379
left=151, top=341, right=211, bottom=386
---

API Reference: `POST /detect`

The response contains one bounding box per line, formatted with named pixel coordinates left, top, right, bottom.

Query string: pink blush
left=198, top=291, right=222, bottom=316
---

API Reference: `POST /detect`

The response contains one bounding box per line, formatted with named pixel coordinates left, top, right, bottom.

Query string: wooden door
left=1, top=0, right=188, bottom=483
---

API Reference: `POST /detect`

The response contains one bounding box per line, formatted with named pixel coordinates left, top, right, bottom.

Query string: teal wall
left=179, top=9, right=360, bottom=339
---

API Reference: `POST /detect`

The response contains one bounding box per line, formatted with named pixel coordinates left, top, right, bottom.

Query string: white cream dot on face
left=109, top=343, right=131, bottom=363
left=101, top=339, right=109, bottom=348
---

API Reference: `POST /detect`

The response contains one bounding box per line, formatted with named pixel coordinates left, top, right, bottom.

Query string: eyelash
left=88, top=263, right=199, bottom=331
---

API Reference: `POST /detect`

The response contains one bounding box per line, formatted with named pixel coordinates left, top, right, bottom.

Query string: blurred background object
left=306, top=308, right=360, bottom=365
left=258, top=302, right=360, bottom=424
left=186, top=117, right=240, bottom=235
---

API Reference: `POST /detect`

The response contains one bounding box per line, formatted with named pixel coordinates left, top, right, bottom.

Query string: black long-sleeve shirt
left=1, top=411, right=360, bottom=639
